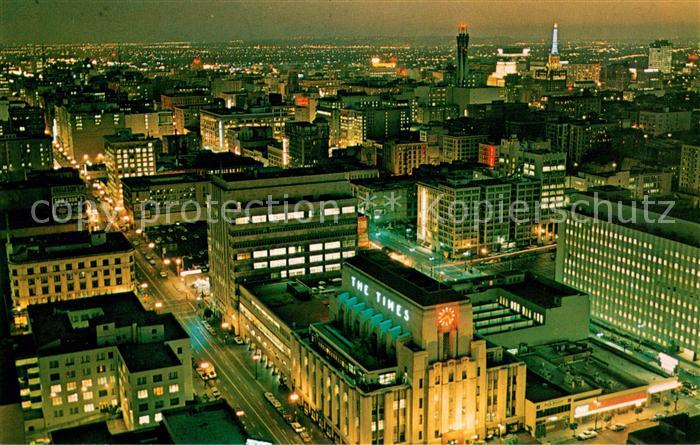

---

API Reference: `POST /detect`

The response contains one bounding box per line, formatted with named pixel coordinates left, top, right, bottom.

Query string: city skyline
left=0, top=0, right=699, bottom=44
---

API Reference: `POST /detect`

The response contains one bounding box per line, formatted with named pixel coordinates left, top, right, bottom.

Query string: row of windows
left=12, top=257, right=126, bottom=275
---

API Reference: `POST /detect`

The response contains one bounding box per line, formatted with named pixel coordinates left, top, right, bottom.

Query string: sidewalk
left=236, top=342, right=332, bottom=444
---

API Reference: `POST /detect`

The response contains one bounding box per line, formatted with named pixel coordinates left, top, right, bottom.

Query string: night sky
left=0, top=0, right=698, bottom=44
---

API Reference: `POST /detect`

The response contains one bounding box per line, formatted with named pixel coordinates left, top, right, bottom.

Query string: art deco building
left=290, top=251, right=526, bottom=444
left=14, top=293, right=193, bottom=439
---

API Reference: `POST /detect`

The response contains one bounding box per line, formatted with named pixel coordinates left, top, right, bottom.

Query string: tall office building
left=679, top=144, right=700, bottom=195
left=104, top=129, right=158, bottom=207
left=15, top=293, right=193, bottom=439
left=456, top=23, right=470, bottom=87
left=208, top=164, right=378, bottom=332
left=54, top=102, right=125, bottom=161
left=0, top=135, right=53, bottom=178
left=546, top=23, right=561, bottom=70
left=285, top=119, right=330, bottom=167
left=290, top=251, right=526, bottom=444
left=556, top=192, right=700, bottom=360
left=648, top=39, right=673, bottom=74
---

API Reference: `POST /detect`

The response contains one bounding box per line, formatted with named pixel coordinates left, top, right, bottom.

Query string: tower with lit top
left=456, top=23, right=470, bottom=87
left=547, top=23, right=562, bottom=70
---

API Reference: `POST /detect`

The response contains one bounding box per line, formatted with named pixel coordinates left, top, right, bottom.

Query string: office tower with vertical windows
left=679, top=143, right=700, bottom=196
left=555, top=192, right=700, bottom=360
left=104, top=129, right=158, bottom=207
left=648, top=39, right=673, bottom=73
left=290, top=251, right=526, bottom=444
left=208, top=164, right=378, bottom=332
left=54, top=102, right=125, bottom=161
left=14, top=293, right=193, bottom=439
left=285, top=119, right=330, bottom=167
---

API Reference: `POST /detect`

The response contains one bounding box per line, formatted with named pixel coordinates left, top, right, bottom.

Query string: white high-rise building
left=648, top=40, right=673, bottom=74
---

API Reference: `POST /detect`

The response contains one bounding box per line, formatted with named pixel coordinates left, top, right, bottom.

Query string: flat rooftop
left=162, top=401, right=249, bottom=444
left=121, top=173, right=207, bottom=189
left=499, top=274, right=580, bottom=309
left=119, top=342, right=181, bottom=373
left=244, top=281, right=330, bottom=330
left=8, top=231, right=132, bottom=264
left=346, top=251, right=464, bottom=307
left=520, top=339, right=671, bottom=403
left=216, top=160, right=374, bottom=183
left=24, top=293, right=188, bottom=357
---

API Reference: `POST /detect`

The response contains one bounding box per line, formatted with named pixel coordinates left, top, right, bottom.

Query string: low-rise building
left=15, top=293, right=193, bottom=439
left=239, top=280, right=333, bottom=384
left=519, top=340, right=678, bottom=440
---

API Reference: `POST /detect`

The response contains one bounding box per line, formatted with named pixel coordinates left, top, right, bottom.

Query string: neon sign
left=350, top=275, right=410, bottom=321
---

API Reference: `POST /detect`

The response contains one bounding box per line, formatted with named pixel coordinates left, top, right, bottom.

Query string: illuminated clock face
left=438, top=307, right=456, bottom=329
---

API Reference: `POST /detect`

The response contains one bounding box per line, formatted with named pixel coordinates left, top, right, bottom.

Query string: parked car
left=159, top=271, right=168, bottom=278
left=210, top=387, right=221, bottom=399
left=299, top=431, right=312, bottom=443
left=202, top=321, right=216, bottom=336
left=609, top=423, right=626, bottom=432
left=577, top=429, right=598, bottom=440
left=234, top=407, right=245, bottom=417
left=291, top=422, right=305, bottom=433
left=233, top=336, right=245, bottom=345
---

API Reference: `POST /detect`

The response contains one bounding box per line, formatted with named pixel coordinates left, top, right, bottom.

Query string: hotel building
left=208, top=164, right=378, bottom=332
left=555, top=192, right=700, bottom=360
left=15, top=293, right=193, bottom=439
left=290, top=251, right=527, bottom=444
left=7, top=230, right=135, bottom=327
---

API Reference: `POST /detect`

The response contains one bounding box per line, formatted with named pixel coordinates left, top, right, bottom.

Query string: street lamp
left=289, top=392, right=300, bottom=421
left=252, top=353, right=261, bottom=380
left=163, top=258, right=171, bottom=266
left=148, top=242, right=155, bottom=249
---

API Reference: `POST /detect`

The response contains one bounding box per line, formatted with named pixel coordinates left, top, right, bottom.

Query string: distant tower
left=456, top=23, right=470, bottom=87
left=547, top=23, right=562, bottom=70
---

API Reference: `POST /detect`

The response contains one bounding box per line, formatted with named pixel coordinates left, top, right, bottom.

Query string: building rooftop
left=216, top=160, right=374, bottom=184
left=499, top=274, right=581, bottom=309
left=8, top=231, right=133, bottom=264
left=162, top=400, right=251, bottom=444
left=121, top=173, right=207, bottom=190
left=23, top=293, right=188, bottom=358
left=244, top=281, right=330, bottom=330
left=346, top=251, right=464, bottom=307
left=50, top=421, right=173, bottom=444
left=119, top=342, right=182, bottom=373
left=520, top=339, right=672, bottom=403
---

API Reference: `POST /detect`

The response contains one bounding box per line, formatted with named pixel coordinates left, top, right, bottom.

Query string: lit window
left=137, top=389, right=148, bottom=399
left=50, top=384, right=62, bottom=394
left=309, top=243, right=323, bottom=252
left=138, top=415, right=150, bottom=425
left=84, top=403, right=95, bottom=413
left=154, top=412, right=163, bottom=422
left=67, top=394, right=78, bottom=403
left=52, top=396, right=63, bottom=406
left=253, top=262, right=268, bottom=270
left=153, top=386, right=164, bottom=396
left=83, top=391, right=93, bottom=400
left=169, top=384, right=179, bottom=394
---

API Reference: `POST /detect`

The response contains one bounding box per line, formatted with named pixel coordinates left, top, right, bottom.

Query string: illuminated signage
left=350, top=275, right=410, bottom=321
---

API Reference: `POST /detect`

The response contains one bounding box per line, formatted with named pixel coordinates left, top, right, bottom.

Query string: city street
left=130, top=236, right=321, bottom=444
